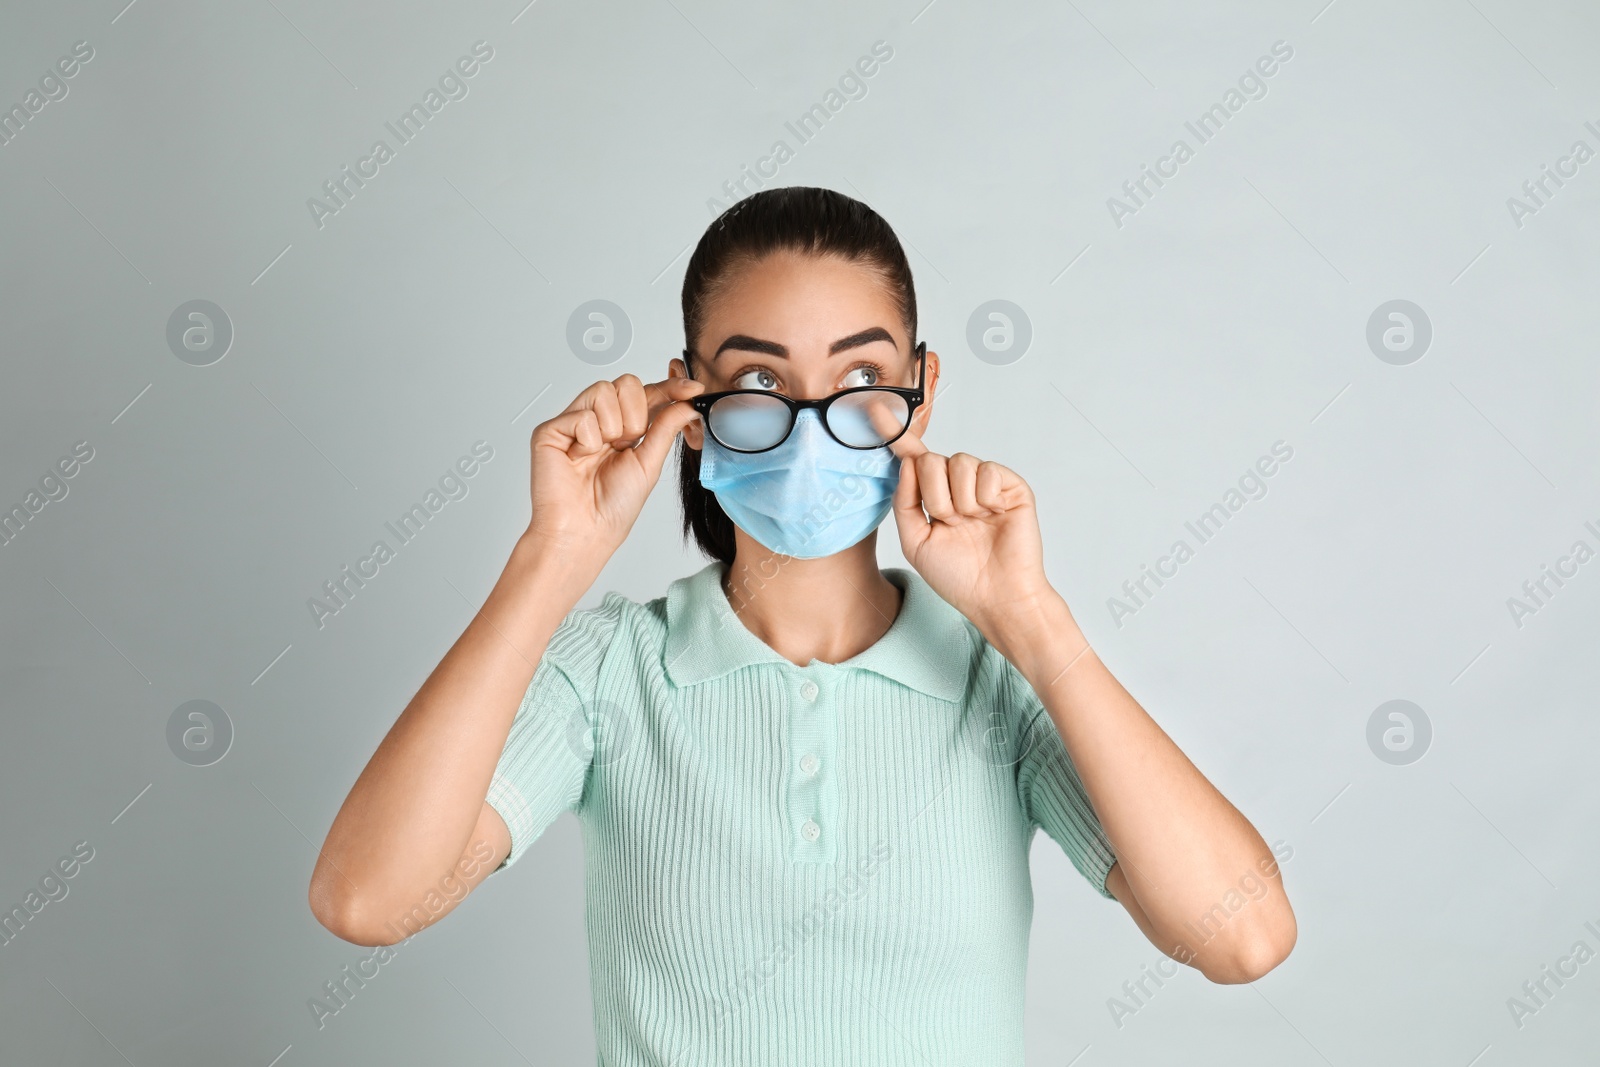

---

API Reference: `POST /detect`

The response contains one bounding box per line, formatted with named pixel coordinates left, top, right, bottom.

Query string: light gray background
left=2, top=0, right=1597, bottom=1064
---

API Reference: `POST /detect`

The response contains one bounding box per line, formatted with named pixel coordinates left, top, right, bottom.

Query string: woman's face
left=670, top=250, right=939, bottom=451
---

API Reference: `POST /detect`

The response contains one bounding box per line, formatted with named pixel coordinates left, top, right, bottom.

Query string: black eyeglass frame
left=683, top=340, right=927, bottom=454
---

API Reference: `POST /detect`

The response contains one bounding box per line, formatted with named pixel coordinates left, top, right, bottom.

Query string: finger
left=643, top=376, right=705, bottom=412
left=947, top=452, right=985, bottom=517
left=887, top=412, right=930, bottom=461
left=632, top=398, right=701, bottom=477
left=892, top=456, right=931, bottom=556
left=861, top=393, right=908, bottom=446
left=563, top=378, right=612, bottom=414
left=642, top=377, right=706, bottom=448
left=892, top=443, right=921, bottom=512
left=916, top=451, right=957, bottom=522
left=541, top=408, right=605, bottom=457
left=614, top=374, right=649, bottom=447
left=588, top=384, right=624, bottom=443
left=975, top=460, right=1007, bottom=512
left=987, top=460, right=1033, bottom=510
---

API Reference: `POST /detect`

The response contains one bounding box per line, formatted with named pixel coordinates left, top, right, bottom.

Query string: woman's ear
left=669, top=357, right=704, bottom=450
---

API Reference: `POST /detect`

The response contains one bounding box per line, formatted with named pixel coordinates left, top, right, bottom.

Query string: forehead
left=702, top=251, right=903, bottom=340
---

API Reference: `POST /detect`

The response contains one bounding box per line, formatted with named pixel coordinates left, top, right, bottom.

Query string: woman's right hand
left=524, top=373, right=704, bottom=574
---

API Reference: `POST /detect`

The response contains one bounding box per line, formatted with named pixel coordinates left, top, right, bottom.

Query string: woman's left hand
left=888, top=422, right=1056, bottom=636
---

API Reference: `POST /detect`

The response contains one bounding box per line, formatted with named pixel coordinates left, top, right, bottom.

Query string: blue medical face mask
left=698, top=408, right=900, bottom=560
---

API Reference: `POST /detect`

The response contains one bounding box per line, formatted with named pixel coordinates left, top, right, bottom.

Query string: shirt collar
left=663, top=561, right=971, bottom=702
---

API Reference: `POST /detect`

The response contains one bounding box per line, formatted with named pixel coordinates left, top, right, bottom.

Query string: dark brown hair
left=677, top=186, right=918, bottom=564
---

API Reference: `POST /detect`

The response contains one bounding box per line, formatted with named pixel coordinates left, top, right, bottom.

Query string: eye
left=733, top=368, right=780, bottom=391
left=841, top=365, right=880, bottom=388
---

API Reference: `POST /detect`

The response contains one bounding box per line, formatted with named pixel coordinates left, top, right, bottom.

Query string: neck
left=722, top=533, right=902, bottom=667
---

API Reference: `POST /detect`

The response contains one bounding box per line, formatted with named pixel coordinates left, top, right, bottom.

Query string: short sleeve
left=1013, top=683, right=1119, bottom=901
left=485, top=594, right=626, bottom=873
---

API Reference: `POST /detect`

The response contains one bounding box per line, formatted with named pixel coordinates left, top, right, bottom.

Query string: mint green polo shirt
left=486, top=561, right=1116, bottom=1066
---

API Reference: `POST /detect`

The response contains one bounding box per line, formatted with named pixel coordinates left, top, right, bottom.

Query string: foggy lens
left=710, top=393, right=792, bottom=451
left=828, top=390, right=909, bottom=447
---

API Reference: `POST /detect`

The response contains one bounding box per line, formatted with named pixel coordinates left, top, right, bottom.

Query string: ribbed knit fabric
left=485, top=561, right=1117, bottom=1066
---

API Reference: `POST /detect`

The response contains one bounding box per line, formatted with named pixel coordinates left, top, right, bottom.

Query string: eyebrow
left=711, top=326, right=896, bottom=360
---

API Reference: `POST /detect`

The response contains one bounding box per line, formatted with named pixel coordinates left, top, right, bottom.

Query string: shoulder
left=948, top=628, right=1053, bottom=777
left=881, top=567, right=1043, bottom=719
left=966, top=627, right=1047, bottom=727
left=545, top=584, right=671, bottom=671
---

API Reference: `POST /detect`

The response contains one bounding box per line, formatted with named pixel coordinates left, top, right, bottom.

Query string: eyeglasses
left=684, top=341, right=927, bottom=453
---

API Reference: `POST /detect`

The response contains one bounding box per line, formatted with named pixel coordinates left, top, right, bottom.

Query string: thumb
left=893, top=455, right=930, bottom=557
left=633, top=399, right=701, bottom=479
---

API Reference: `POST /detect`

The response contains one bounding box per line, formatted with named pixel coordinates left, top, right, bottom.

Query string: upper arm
left=1016, top=701, right=1119, bottom=900
left=482, top=654, right=591, bottom=871
left=976, top=643, right=1120, bottom=900
left=1105, top=861, right=1158, bottom=943
left=482, top=593, right=628, bottom=872
left=426, top=800, right=514, bottom=921
left=477, top=798, right=513, bottom=878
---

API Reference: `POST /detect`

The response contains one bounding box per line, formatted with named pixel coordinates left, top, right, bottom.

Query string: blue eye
left=734, top=368, right=779, bottom=391
left=842, top=366, right=880, bottom=388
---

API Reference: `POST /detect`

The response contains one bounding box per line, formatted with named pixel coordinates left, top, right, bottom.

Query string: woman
left=310, top=186, right=1295, bottom=1064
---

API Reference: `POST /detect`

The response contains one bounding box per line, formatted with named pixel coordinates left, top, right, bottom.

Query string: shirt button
left=800, top=680, right=819, bottom=701
left=801, top=819, right=821, bottom=842
left=799, top=754, right=819, bottom=775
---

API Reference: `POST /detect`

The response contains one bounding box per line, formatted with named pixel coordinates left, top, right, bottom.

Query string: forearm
left=310, top=531, right=595, bottom=931
left=987, top=590, right=1294, bottom=980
